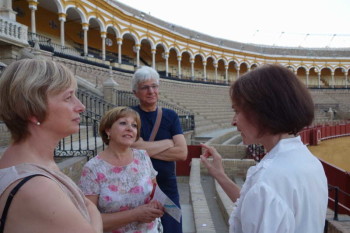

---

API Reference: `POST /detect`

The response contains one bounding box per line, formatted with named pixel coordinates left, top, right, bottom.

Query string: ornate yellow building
left=1, top=0, right=350, bottom=87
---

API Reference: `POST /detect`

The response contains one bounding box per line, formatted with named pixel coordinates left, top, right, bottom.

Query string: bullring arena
left=0, top=0, right=350, bottom=232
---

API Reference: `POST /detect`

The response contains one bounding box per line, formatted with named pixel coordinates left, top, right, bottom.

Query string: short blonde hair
left=0, top=59, right=76, bottom=142
left=99, top=107, right=141, bottom=145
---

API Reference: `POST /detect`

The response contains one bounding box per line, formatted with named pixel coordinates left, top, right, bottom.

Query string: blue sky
left=116, top=0, right=350, bottom=48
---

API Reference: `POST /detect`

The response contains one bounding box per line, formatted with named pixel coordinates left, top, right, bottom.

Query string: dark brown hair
left=230, top=64, right=314, bottom=136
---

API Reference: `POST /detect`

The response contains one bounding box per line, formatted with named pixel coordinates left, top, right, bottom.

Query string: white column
left=306, top=71, right=309, bottom=87
left=317, top=71, right=321, bottom=88
left=117, top=38, right=122, bottom=64
left=162, top=52, right=169, bottom=77
left=28, top=1, right=37, bottom=33
left=225, top=65, right=228, bottom=84
left=177, top=56, right=182, bottom=78
left=190, top=58, right=194, bottom=80
left=331, top=71, right=335, bottom=88
left=133, top=44, right=140, bottom=67
left=236, top=69, right=240, bottom=80
left=101, top=32, right=106, bottom=61
left=0, top=0, right=16, bottom=20
left=82, top=23, right=89, bottom=57
left=151, top=49, right=156, bottom=69
left=58, top=13, right=66, bottom=48
left=214, top=63, right=218, bottom=82
left=343, top=69, right=348, bottom=88
left=203, top=61, right=207, bottom=81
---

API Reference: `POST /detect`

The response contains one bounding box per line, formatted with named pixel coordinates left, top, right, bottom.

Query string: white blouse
left=229, top=136, right=328, bottom=233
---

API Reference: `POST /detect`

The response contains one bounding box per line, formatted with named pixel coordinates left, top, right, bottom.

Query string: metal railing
left=54, top=110, right=102, bottom=160
left=77, top=88, right=115, bottom=118
left=54, top=90, right=113, bottom=159
left=328, top=184, right=350, bottom=221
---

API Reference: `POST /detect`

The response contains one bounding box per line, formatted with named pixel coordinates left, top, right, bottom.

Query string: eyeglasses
left=138, top=84, right=159, bottom=91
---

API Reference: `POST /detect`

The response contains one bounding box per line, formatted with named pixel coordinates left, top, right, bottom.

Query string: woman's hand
left=200, top=144, right=225, bottom=179
left=148, top=200, right=164, bottom=211
left=134, top=201, right=164, bottom=223
left=200, top=144, right=241, bottom=202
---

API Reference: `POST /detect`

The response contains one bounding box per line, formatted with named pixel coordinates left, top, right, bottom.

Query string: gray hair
left=131, top=66, right=160, bottom=92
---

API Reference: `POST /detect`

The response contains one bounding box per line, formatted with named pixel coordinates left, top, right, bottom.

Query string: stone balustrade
left=0, top=16, right=28, bottom=46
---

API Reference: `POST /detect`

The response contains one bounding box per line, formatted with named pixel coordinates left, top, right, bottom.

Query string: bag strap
left=0, top=174, right=44, bottom=233
left=149, top=107, right=162, bottom=142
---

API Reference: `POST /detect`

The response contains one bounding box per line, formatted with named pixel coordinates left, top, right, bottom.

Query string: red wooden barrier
left=335, top=125, right=340, bottom=136
left=326, top=126, right=330, bottom=138
left=331, top=125, right=336, bottom=137
left=321, top=127, right=326, bottom=139
left=303, top=128, right=311, bottom=145
left=320, top=159, right=350, bottom=215
left=340, top=124, right=346, bottom=135
left=176, top=145, right=202, bottom=176
left=294, top=123, right=350, bottom=214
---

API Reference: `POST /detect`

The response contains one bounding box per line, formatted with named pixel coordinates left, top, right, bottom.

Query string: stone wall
left=58, top=156, right=88, bottom=184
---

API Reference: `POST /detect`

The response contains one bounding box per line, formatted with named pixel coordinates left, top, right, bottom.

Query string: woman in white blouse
left=201, top=64, right=328, bottom=233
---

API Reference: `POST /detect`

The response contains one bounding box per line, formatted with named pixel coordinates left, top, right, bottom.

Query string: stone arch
left=140, top=38, right=153, bottom=67
left=65, top=4, right=88, bottom=23
left=228, top=60, right=239, bottom=82
left=309, top=66, right=320, bottom=87
left=321, top=67, right=333, bottom=87
left=48, top=0, right=64, bottom=13
left=87, top=14, right=106, bottom=32
left=121, top=32, right=139, bottom=65
left=206, top=56, right=216, bottom=82
left=181, top=51, right=193, bottom=79
left=239, top=62, right=249, bottom=76
left=121, top=30, right=140, bottom=45
left=193, top=53, right=205, bottom=81
left=217, top=58, right=226, bottom=83
left=296, top=66, right=308, bottom=85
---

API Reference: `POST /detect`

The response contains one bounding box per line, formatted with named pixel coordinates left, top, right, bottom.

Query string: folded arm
left=151, top=134, right=187, bottom=161
left=132, top=134, right=187, bottom=161
left=132, top=137, right=174, bottom=156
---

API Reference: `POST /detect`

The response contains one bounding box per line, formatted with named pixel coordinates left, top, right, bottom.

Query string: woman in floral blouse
left=79, top=107, right=164, bottom=233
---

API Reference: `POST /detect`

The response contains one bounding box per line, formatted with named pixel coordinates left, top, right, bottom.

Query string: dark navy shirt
left=132, top=105, right=183, bottom=198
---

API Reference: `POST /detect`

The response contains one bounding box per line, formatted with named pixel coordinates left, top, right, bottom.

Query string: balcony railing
left=0, top=16, right=28, bottom=46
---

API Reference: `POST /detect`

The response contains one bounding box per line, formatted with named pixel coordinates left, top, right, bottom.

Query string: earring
left=36, top=122, right=41, bottom=126
left=107, top=134, right=110, bottom=140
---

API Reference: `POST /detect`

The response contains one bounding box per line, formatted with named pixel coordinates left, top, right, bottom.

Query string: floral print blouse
left=79, top=149, right=159, bottom=233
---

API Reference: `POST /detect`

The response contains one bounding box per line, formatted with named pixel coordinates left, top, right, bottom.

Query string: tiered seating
left=160, top=80, right=233, bottom=136
left=112, top=72, right=234, bottom=136
left=310, top=89, right=350, bottom=122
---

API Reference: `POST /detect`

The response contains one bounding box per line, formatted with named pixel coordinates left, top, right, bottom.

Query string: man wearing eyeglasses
left=131, top=66, right=188, bottom=233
